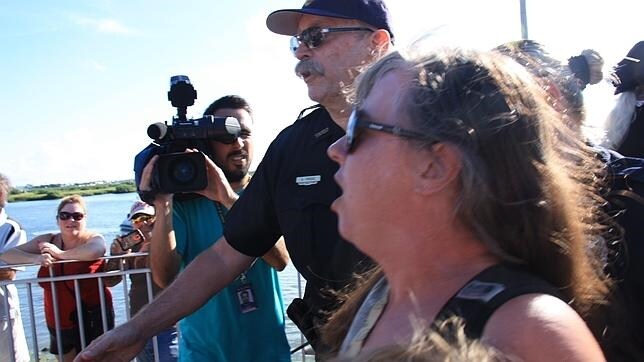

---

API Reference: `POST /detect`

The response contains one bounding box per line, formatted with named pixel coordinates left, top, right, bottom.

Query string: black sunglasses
left=58, top=211, right=85, bottom=221
left=346, top=109, right=436, bottom=153
left=213, top=129, right=250, bottom=145
left=290, top=26, right=374, bottom=54
left=216, top=135, right=239, bottom=145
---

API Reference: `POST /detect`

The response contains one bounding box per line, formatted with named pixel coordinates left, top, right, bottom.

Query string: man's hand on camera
left=140, top=155, right=172, bottom=203
left=186, top=149, right=238, bottom=208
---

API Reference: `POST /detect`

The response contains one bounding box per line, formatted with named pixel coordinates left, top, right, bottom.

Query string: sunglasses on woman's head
left=58, top=212, right=85, bottom=221
left=290, top=26, right=374, bottom=54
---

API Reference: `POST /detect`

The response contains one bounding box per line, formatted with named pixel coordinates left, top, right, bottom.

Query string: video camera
left=134, top=75, right=241, bottom=203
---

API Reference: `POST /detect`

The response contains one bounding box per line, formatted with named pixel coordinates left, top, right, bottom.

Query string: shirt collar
left=0, top=208, right=7, bottom=224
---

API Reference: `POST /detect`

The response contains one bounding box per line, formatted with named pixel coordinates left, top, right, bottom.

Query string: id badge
left=237, top=283, right=258, bottom=313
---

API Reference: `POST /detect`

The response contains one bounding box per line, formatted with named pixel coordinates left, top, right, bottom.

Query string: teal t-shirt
left=173, top=197, right=291, bottom=362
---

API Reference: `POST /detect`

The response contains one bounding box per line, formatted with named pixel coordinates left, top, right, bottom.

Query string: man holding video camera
left=144, top=95, right=290, bottom=362
left=77, top=1, right=393, bottom=360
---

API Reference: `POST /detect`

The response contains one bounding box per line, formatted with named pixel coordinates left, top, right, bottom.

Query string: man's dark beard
left=217, top=151, right=249, bottom=183
left=223, top=168, right=247, bottom=183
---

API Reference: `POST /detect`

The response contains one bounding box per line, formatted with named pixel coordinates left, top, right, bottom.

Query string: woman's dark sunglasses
left=346, top=109, right=436, bottom=153
left=58, top=211, right=85, bottom=221
left=290, top=26, right=374, bottom=54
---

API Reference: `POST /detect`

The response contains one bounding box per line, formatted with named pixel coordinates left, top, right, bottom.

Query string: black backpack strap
left=609, top=189, right=644, bottom=206
left=433, top=263, right=563, bottom=338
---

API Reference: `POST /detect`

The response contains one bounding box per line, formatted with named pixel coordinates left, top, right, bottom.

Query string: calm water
left=5, top=192, right=307, bottom=356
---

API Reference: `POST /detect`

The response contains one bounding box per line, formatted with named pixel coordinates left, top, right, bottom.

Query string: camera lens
left=156, top=152, right=207, bottom=193
left=171, top=158, right=197, bottom=184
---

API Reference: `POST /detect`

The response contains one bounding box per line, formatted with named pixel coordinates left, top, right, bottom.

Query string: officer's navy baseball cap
left=613, top=41, right=643, bottom=95
left=266, top=0, right=394, bottom=39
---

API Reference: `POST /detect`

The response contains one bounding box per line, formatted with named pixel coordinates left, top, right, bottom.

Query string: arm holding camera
left=193, top=148, right=240, bottom=209
left=104, top=229, right=146, bottom=285
left=138, top=155, right=183, bottom=288
left=103, top=240, right=128, bottom=287
left=149, top=195, right=182, bottom=288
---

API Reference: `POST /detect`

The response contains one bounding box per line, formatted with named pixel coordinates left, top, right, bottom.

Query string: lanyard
left=214, top=201, right=227, bottom=226
left=213, top=201, right=248, bottom=284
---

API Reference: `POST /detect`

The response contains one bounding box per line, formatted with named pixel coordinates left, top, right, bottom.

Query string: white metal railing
left=1, top=254, right=313, bottom=362
left=0, top=253, right=158, bottom=362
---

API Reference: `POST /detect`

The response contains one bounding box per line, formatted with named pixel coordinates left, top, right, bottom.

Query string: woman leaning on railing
left=0, top=194, right=114, bottom=362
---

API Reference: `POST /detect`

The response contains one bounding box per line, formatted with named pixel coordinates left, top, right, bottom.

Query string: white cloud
left=69, top=15, right=133, bottom=35
left=95, top=18, right=131, bottom=34
left=91, top=60, right=107, bottom=72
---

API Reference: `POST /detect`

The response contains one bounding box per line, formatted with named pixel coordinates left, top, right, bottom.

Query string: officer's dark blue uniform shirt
left=224, top=106, right=372, bottom=314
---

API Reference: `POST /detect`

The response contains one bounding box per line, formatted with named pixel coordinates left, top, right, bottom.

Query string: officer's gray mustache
left=295, top=60, right=324, bottom=78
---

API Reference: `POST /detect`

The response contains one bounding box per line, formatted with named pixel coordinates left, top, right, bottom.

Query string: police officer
left=76, top=1, right=394, bottom=360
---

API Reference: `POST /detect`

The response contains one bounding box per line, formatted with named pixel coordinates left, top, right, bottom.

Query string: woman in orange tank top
left=1, top=195, right=113, bottom=361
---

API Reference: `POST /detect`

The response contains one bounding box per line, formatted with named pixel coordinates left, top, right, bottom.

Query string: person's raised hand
left=186, top=149, right=237, bottom=208
left=38, top=252, right=56, bottom=268
left=110, top=239, right=128, bottom=256
left=140, top=155, right=172, bottom=203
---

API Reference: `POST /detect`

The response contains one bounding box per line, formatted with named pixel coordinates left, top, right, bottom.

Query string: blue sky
left=1, top=0, right=641, bottom=186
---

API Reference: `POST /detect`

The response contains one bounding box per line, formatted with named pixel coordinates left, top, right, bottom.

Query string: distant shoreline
left=8, top=180, right=136, bottom=202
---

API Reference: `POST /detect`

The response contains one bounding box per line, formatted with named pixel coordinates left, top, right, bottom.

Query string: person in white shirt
left=0, top=173, right=30, bottom=362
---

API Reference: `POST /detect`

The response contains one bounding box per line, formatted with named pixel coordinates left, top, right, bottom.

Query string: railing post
left=48, top=266, right=64, bottom=362
left=97, top=277, right=108, bottom=334
left=144, top=271, right=160, bottom=362
left=73, top=278, right=86, bottom=349
left=141, top=271, right=159, bottom=362
left=2, top=284, right=17, bottom=362
left=26, top=283, right=39, bottom=362
left=120, top=257, right=131, bottom=320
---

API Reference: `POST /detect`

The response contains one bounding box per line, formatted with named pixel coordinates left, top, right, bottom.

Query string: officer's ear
left=369, top=29, right=391, bottom=55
